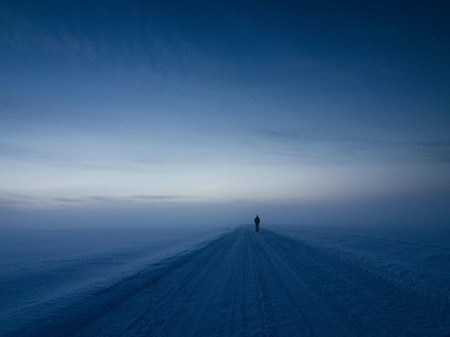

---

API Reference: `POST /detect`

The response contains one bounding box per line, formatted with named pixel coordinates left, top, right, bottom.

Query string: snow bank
left=0, top=225, right=233, bottom=336
left=268, top=224, right=450, bottom=305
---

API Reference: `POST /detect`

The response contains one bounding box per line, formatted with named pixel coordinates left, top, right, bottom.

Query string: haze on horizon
left=1, top=0, right=449, bottom=228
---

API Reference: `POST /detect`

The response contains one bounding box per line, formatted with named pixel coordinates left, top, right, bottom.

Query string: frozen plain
left=1, top=224, right=449, bottom=336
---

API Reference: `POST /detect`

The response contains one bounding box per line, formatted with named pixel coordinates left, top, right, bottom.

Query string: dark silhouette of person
left=254, top=215, right=260, bottom=232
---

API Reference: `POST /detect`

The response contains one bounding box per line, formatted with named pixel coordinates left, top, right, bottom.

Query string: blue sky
left=1, top=0, right=449, bottom=227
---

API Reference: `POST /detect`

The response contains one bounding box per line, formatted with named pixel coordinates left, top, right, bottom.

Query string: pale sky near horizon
left=1, top=1, right=449, bottom=227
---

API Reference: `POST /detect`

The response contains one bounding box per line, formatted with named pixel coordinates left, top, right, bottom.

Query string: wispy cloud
left=412, top=141, right=450, bottom=163
left=0, top=140, right=167, bottom=171
left=0, top=193, right=195, bottom=211
left=53, top=197, right=82, bottom=203
left=0, top=194, right=41, bottom=210
left=0, top=3, right=198, bottom=81
left=87, top=195, right=194, bottom=204
left=257, top=127, right=378, bottom=145
left=256, top=128, right=450, bottom=164
left=0, top=142, right=67, bottom=162
left=132, top=195, right=194, bottom=200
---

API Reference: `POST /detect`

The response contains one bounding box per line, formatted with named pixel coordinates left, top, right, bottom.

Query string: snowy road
left=15, top=226, right=449, bottom=337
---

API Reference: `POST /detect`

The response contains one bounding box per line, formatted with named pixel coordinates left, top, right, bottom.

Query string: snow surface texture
left=1, top=225, right=449, bottom=336
left=270, top=224, right=450, bottom=306
left=0, top=225, right=230, bottom=336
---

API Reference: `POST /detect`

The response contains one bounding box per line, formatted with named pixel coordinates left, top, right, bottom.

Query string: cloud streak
left=0, top=193, right=196, bottom=211
left=256, top=128, right=450, bottom=164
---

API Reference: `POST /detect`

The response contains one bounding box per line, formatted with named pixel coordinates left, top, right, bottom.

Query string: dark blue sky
left=1, top=0, right=449, bottom=227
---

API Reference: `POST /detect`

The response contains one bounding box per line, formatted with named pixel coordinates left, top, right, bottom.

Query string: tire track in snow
left=257, top=229, right=448, bottom=337
left=77, top=229, right=238, bottom=337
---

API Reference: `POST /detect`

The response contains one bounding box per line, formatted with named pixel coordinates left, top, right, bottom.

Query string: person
left=254, top=215, right=260, bottom=232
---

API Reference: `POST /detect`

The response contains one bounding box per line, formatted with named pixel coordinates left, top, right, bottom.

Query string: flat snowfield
left=8, top=226, right=449, bottom=337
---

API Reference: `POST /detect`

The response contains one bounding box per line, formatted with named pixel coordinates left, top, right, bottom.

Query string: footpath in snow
left=8, top=226, right=450, bottom=337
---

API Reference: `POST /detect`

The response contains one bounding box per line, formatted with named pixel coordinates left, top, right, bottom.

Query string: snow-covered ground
left=1, top=224, right=449, bottom=336
left=0, top=225, right=232, bottom=336
left=268, top=224, right=450, bottom=305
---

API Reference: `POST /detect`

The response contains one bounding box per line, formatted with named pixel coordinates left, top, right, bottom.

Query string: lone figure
left=254, top=215, right=260, bottom=232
